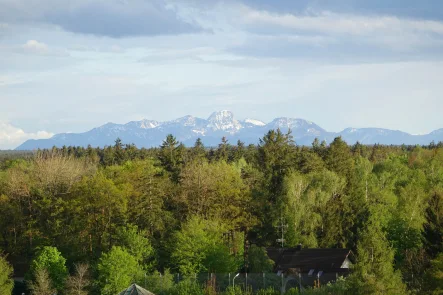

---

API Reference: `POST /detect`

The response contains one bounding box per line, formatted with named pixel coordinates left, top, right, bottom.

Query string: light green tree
left=0, top=254, right=13, bottom=295
left=179, top=161, right=251, bottom=229
left=97, top=246, right=142, bottom=295
left=171, top=216, right=238, bottom=275
left=281, top=170, right=345, bottom=247
left=29, top=246, right=68, bottom=292
left=115, top=224, right=153, bottom=266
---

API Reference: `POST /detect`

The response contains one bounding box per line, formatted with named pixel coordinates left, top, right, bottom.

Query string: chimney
left=296, top=244, right=302, bottom=251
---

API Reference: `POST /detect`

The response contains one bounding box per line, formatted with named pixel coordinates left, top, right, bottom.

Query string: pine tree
left=191, top=138, right=206, bottom=162
left=348, top=219, right=407, bottom=295
left=159, top=134, right=183, bottom=181
left=325, top=136, right=354, bottom=178
left=216, top=136, right=230, bottom=162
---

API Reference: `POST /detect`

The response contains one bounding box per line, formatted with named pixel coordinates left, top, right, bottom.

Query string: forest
left=1, top=129, right=443, bottom=295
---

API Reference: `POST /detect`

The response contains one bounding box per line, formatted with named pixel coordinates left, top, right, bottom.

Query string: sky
left=1, top=0, right=443, bottom=149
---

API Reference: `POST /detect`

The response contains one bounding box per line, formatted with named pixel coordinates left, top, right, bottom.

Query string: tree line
left=1, top=130, right=443, bottom=294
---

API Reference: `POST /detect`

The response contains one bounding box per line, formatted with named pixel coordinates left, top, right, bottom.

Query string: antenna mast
left=276, top=214, right=288, bottom=248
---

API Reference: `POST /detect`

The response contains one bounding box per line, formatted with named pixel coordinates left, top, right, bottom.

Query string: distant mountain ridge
left=16, top=111, right=443, bottom=150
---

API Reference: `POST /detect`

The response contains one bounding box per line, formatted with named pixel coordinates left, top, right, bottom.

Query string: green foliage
left=29, top=246, right=68, bottom=292
left=425, top=253, right=443, bottom=293
left=424, top=190, right=443, bottom=256
left=97, top=246, right=142, bottom=295
left=247, top=245, right=274, bottom=273
left=302, top=277, right=349, bottom=295
left=160, top=134, right=183, bottom=181
left=0, top=254, right=13, bottom=295
left=258, top=287, right=280, bottom=295
left=281, top=170, right=345, bottom=247
left=71, top=172, right=128, bottom=258
left=2, top=134, right=443, bottom=294
left=168, top=279, right=204, bottom=295
left=222, top=286, right=249, bottom=295
left=348, top=220, right=407, bottom=295
left=179, top=160, right=251, bottom=228
left=325, top=136, right=354, bottom=178
left=115, top=224, right=153, bottom=266
left=171, top=216, right=239, bottom=275
left=143, top=269, right=175, bottom=295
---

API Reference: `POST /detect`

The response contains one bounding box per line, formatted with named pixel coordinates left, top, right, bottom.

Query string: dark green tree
left=325, top=137, right=354, bottom=179
left=159, top=134, right=183, bottom=182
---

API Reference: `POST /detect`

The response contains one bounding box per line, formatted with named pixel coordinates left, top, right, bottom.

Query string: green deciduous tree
left=179, top=161, right=251, bottom=229
left=0, top=254, right=13, bottom=295
left=171, top=216, right=238, bottom=275
left=115, top=224, right=153, bottom=267
left=247, top=245, right=274, bottom=273
left=97, top=246, right=142, bottom=295
left=29, top=246, right=68, bottom=292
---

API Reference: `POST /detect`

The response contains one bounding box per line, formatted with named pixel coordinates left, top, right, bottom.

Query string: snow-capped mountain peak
left=172, top=115, right=197, bottom=126
left=270, top=117, right=306, bottom=129
left=15, top=111, right=443, bottom=150
left=207, top=110, right=234, bottom=122
left=132, top=119, right=160, bottom=129
left=207, top=110, right=242, bottom=132
left=244, top=118, right=265, bottom=126
left=124, top=119, right=160, bottom=130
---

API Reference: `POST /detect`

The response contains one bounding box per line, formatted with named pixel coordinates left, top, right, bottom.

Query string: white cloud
left=22, top=39, right=49, bottom=53
left=240, top=8, right=443, bottom=36
left=170, top=2, right=443, bottom=53
left=0, top=122, right=53, bottom=150
left=20, top=39, right=69, bottom=56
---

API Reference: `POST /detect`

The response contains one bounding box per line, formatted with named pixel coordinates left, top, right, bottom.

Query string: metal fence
left=136, top=271, right=347, bottom=294
left=136, top=272, right=301, bottom=294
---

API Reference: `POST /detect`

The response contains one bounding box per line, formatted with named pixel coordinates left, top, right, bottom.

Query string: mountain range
left=16, top=111, right=443, bottom=150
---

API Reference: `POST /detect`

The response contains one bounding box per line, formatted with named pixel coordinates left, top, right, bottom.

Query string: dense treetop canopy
left=1, top=132, right=443, bottom=294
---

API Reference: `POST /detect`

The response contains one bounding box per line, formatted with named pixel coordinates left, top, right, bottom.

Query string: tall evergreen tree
left=159, top=134, right=183, bottom=182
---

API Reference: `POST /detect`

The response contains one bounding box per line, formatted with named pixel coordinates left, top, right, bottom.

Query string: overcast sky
left=1, top=0, right=443, bottom=149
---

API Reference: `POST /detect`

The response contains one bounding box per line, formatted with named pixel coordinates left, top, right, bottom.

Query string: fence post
left=263, top=272, right=265, bottom=289
left=299, top=273, right=302, bottom=293
left=281, top=272, right=284, bottom=295
left=160, top=273, right=163, bottom=292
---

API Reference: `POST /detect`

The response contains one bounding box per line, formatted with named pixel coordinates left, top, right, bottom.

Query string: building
left=266, top=246, right=353, bottom=290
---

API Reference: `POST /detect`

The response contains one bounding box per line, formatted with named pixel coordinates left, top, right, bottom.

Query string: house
left=266, top=245, right=353, bottom=290
left=119, top=284, right=156, bottom=295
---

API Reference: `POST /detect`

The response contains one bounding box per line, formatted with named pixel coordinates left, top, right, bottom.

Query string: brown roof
left=267, top=247, right=352, bottom=273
